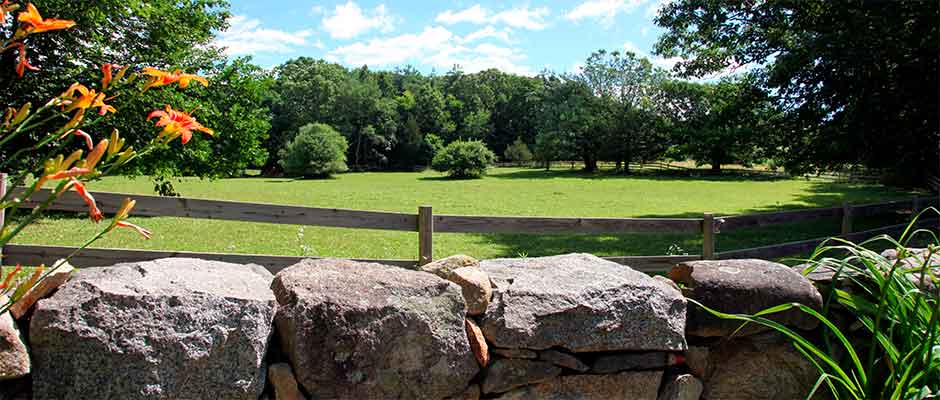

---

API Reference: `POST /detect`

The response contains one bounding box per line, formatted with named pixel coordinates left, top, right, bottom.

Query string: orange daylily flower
left=147, top=105, right=213, bottom=144
left=65, top=178, right=102, bottom=223
left=73, top=129, right=93, bottom=150
left=0, top=264, right=21, bottom=291
left=101, top=63, right=114, bottom=90
left=16, top=3, right=75, bottom=35
left=44, top=166, right=90, bottom=181
left=141, top=68, right=208, bottom=90
left=0, top=1, right=20, bottom=23
left=9, top=43, right=37, bottom=77
left=61, top=83, right=116, bottom=116
left=108, top=198, right=151, bottom=239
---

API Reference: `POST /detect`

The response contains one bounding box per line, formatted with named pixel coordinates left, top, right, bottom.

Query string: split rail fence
left=2, top=182, right=937, bottom=274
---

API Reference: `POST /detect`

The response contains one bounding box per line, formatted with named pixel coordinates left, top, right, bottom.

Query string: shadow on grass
left=489, top=167, right=791, bottom=182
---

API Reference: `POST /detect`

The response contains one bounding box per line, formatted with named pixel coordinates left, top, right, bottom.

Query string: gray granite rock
left=538, top=349, right=589, bottom=372
left=272, top=259, right=478, bottom=399
left=482, top=359, right=561, bottom=394
left=495, top=371, right=663, bottom=400
left=703, top=334, right=823, bottom=400
left=481, top=254, right=687, bottom=352
left=670, top=259, right=823, bottom=337
left=0, top=309, right=29, bottom=380
left=29, top=258, right=276, bottom=400
left=658, top=374, right=704, bottom=400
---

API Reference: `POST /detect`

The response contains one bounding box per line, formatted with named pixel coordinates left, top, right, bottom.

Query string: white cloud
left=322, top=1, right=396, bottom=40
left=565, top=0, right=646, bottom=25
left=310, top=5, right=324, bottom=15
left=640, top=26, right=650, bottom=36
left=645, top=0, right=672, bottom=18
left=328, top=26, right=534, bottom=76
left=435, top=5, right=549, bottom=30
left=214, top=15, right=315, bottom=56
left=462, top=26, right=512, bottom=43
left=436, top=4, right=488, bottom=25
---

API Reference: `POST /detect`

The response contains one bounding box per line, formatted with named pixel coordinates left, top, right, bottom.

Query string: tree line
left=1, top=0, right=935, bottom=189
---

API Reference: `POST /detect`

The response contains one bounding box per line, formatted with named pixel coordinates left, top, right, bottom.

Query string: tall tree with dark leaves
left=655, top=0, right=939, bottom=185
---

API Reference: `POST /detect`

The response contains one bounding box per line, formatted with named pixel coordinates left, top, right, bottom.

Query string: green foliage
left=654, top=0, right=939, bottom=184
left=431, top=140, right=496, bottom=179
left=278, top=123, right=348, bottom=178
left=503, top=137, right=533, bottom=165
left=660, top=74, right=777, bottom=171
left=693, top=212, right=940, bottom=399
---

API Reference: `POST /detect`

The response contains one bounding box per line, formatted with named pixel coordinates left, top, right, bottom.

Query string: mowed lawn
left=10, top=167, right=919, bottom=260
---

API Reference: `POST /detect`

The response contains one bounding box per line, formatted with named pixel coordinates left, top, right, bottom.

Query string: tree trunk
left=615, top=160, right=622, bottom=171
left=583, top=156, right=598, bottom=172
left=711, top=159, right=721, bottom=173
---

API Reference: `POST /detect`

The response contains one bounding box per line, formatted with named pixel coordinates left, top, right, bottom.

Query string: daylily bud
left=107, top=129, right=125, bottom=156
left=114, top=147, right=135, bottom=167
left=84, top=139, right=109, bottom=170
left=62, top=149, right=83, bottom=170
left=11, top=102, right=30, bottom=126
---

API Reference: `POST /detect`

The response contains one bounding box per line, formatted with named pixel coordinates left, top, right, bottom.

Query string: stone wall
left=0, top=253, right=830, bottom=400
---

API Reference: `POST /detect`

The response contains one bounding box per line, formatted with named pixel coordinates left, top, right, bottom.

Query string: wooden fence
left=2, top=183, right=937, bottom=274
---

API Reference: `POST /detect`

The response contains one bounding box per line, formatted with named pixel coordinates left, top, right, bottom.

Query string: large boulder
left=420, top=254, right=479, bottom=278
left=703, top=333, right=822, bottom=400
left=29, top=258, right=276, bottom=400
left=480, top=254, right=687, bottom=352
left=494, top=371, right=663, bottom=400
left=669, top=259, right=823, bottom=337
left=272, top=259, right=478, bottom=399
left=0, top=309, right=29, bottom=380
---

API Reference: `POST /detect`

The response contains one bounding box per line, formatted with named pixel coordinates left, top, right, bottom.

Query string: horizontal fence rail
left=15, top=188, right=419, bottom=231
left=3, top=184, right=938, bottom=274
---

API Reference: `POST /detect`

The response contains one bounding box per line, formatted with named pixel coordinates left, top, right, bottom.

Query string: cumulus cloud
left=327, top=26, right=534, bottom=76
left=214, top=15, right=315, bottom=56
left=565, top=0, right=647, bottom=25
left=322, top=1, right=396, bottom=39
left=622, top=41, right=682, bottom=70
left=435, top=5, right=549, bottom=30
left=462, top=26, right=512, bottom=43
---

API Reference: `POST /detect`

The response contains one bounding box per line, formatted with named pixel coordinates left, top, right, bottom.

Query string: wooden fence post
left=841, top=201, right=853, bottom=235
left=702, top=213, right=715, bottom=260
left=418, top=205, right=433, bottom=266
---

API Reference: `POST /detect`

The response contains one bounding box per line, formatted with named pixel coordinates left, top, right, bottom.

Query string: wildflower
left=0, top=1, right=20, bottom=22
left=108, top=198, right=151, bottom=239
left=13, top=43, right=37, bottom=77
left=73, top=129, right=93, bottom=150
left=101, top=63, right=114, bottom=90
left=61, top=83, right=116, bottom=116
left=44, top=166, right=90, bottom=181
left=141, top=68, right=208, bottom=90
left=16, top=3, right=75, bottom=36
left=83, top=139, right=109, bottom=170
left=107, top=129, right=126, bottom=156
left=0, top=264, right=20, bottom=291
left=147, top=105, right=213, bottom=144
left=65, top=178, right=102, bottom=223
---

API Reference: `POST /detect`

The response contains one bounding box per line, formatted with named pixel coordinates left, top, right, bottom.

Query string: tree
left=278, top=123, right=348, bottom=178
left=537, top=74, right=604, bottom=172
left=503, top=137, right=533, bottom=166
left=431, top=140, right=496, bottom=179
left=660, top=76, right=776, bottom=171
left=654, top=0, right=939, bottom=184
left=576, top=50, right=669, bottom=173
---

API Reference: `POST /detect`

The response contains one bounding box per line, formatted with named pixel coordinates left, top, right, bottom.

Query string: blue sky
left=217, top=0, right=678, bottom=75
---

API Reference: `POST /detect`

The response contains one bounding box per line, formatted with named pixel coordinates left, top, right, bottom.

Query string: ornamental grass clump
left=693, top=209, right=940, bottom=399
left=0, top=2, right=214, bottom=315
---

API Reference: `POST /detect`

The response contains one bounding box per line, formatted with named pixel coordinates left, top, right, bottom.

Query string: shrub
left=503, top=137, right=533, bottom=166
left=431, top=140, right=496, bottom=178
left=279, top=123, right=348, bottom=177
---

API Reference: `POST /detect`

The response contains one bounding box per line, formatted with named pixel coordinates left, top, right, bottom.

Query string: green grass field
left=8, top=167, right=919, bottom=261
